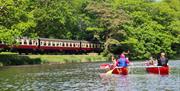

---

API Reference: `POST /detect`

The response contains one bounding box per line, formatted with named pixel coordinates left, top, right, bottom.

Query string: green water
left=0, top=60, right=179, bottom=91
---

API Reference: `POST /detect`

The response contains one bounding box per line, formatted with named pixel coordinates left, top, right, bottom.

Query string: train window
left=62, top=43, right=64, bottom=47
left=29, top=40, right=32, bottom=45
left=48, top=42, right=50, bottom=46
left=44, top=42, right=46, bottom=46
left=59, top=42, right=62, bottom=47
left=50, top=42, right=53, bottom=46
left=73, top=44, right=76, bottom=47
left=81, top=43, right=83, bottom=48
left=53, top=42, right=55, bottom=46
left=75, top=43, right=78, bottom=47
left=24, top=40, right=27, bottom=45
left=40, top=41, right=44, bottom=46
left=32, top=40, right=35, bottom=45
left=19, top=42, right=22, bottom=45
left=70, top=43, right=72, bottom=47
left=86, top=44, right=88, bottom=48
left=36, top=42, right=38, bottom=45
left=56, top=43, right=59, bottom=46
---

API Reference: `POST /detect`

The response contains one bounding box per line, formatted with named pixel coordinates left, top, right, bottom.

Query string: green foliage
left=0, top=54, right=41, bottom=66
left=118, top=0, right=180, bottom=59
left=0, top=0, right=180, bottom=59
left=0, top=0, right=36, bottom=43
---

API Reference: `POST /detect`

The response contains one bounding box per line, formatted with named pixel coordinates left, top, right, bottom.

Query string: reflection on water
left=0, top=60, right=179, bottom=91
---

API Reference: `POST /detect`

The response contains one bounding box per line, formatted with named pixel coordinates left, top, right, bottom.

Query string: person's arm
left=115, top=59, right=119, bottom=66
left=165, top=58, right=168, bottom=65
left=125, top=58, right=129, bottom=63
left=157, top=58, right=161, bottom=66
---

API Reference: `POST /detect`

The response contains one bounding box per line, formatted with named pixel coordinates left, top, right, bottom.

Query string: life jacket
left=117, top=58, right=128, bottom=67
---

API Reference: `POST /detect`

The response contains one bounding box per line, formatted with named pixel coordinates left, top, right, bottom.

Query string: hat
left=120, top=54, right=125, bottom=58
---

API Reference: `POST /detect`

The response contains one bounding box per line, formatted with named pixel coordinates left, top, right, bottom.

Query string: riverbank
left=28, top=54, right=107, bottom=64
left=0, top=53, right=107, bottom=66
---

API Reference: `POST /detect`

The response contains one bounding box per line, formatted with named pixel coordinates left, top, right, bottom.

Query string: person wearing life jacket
left=157, top=52, right=168, bottom=67
left=117, top=50, right=130, bottom=67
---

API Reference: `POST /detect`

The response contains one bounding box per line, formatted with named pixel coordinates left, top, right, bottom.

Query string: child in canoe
left=145, top=56, right=157, bottom=66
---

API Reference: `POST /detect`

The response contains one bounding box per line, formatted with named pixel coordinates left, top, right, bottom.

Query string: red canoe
left=112, top=67, right=128, bottom=75
left=146, top=66, right=169, bottom=75
left=100, top=64, right=114, bottom=70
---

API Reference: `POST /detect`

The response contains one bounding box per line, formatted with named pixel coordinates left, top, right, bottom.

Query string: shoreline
left=0, top=54, right=108, bottom=67
left=0, top=53, right=179, bottom=67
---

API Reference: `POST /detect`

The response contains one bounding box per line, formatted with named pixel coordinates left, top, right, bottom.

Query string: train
left=0, top=37, right=102, bottom=54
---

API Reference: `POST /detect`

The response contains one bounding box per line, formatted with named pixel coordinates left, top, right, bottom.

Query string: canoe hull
left=112, top=67, right=128, bottom=75
left=146, top=66, right=169, bottom=75
left=100, top=64, right=115, bottom=70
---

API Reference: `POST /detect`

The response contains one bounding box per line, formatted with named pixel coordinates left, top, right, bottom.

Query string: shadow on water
left=0, top=54, right=42, bottom=66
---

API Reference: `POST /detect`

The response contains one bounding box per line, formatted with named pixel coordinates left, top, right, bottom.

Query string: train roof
left=18, top=37, right=100, bottom=43
left=39, top=38, right=100, bottom=43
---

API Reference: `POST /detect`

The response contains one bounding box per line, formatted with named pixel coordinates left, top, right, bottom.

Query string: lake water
left=0, top=60, right=179, bottom=91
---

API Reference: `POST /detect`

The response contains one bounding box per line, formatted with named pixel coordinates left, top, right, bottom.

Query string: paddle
left=105, top=66, right=123, bottom=75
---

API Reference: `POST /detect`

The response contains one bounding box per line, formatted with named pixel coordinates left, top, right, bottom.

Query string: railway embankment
left=0, top=53, right=107, bottom=66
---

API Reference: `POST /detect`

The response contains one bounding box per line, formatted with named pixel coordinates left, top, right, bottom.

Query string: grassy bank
left=0, top=54, right=42, bottom=66
left=0, top=53, right=107, bottom=66
left=28, top=55, right=107, bottom=64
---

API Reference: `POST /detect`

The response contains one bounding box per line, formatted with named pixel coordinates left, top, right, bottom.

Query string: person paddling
left=117, top=50, right=130, bottom=67
left=157, top=52, right=168, bottom=67
left=111, top=54, right=117, bottom=69
left=106, top=50, right=130, bottom=75
left=114, top=50, right=130, bottom=74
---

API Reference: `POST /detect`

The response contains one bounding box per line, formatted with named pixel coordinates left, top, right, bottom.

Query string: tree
left=0, top=0, right=36, bottom=44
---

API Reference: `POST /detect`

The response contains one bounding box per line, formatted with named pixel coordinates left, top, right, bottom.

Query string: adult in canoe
left=111, top=50, right=130, bottom=75
left=157, top=52, right=168, bottom=67
left=146, top=52, right=169, bottom=75
left=104, top=50, right=131, bottom=75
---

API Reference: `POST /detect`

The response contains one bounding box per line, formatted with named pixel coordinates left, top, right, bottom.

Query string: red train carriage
left=11, top=38, right=39, bottom=54
left=39, top=38, right=81, bottom=53
left=9, top=38, right=102, bottom=54
left=0, top=41, right=8, bottom=52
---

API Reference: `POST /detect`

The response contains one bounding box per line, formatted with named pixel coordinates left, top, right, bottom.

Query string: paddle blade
left=106, top=70, right=113, bottom=75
